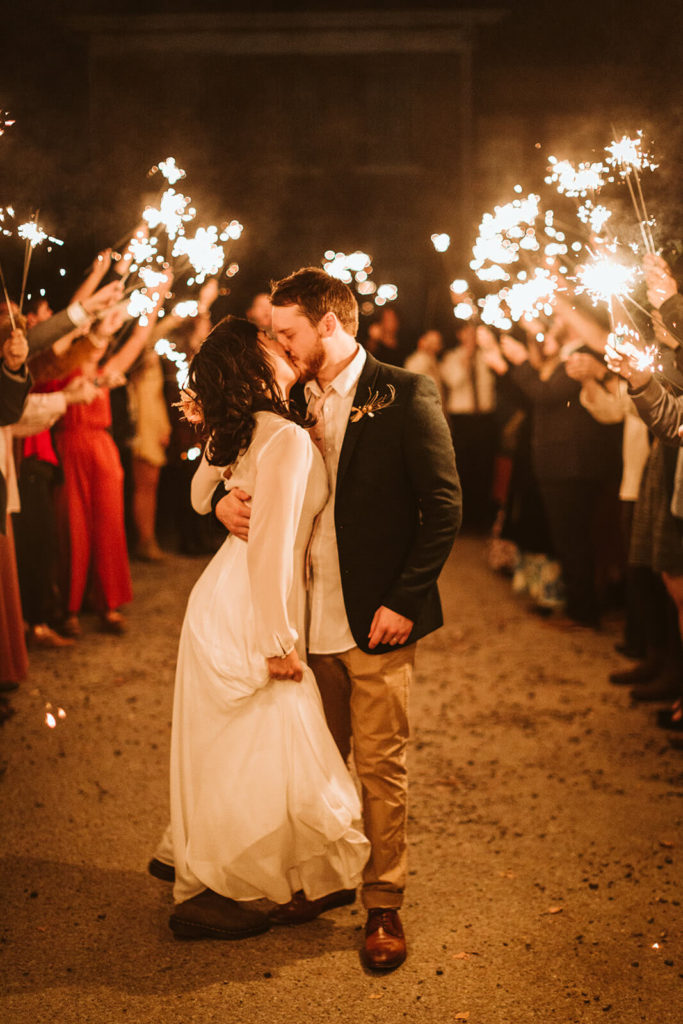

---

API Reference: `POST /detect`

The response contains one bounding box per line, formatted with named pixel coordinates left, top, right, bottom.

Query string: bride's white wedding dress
left=168, top=411, right=369, bottom=904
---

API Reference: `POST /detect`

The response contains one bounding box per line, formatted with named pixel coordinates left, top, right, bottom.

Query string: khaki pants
left=308, top=644, right=415, bottom=910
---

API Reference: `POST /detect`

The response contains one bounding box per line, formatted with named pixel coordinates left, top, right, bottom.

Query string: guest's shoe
left=148, top=858, right=175, bottom=882
left=268, top=888, right=356, bottom=925
left=29, top=624, right=75, bottom=648
left=361, top=908, right=407, bottom=972
left=0, top=681, right=19, bottom=693
left=0, top=698, right=16, bottom=723
left=99, top=610, right=126, bottom=635
left=169, top=889, right=270, bottom=940
left=609, top=658, right=663, bottom=686
left=656, top=700, right=683, bottom=730
left=630, top=676, right=682, bottom=703
left=62, top=615, right=81, bottom=638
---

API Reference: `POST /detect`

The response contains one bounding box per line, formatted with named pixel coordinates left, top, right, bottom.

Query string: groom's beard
left=295, top=338, right=326, bottom=383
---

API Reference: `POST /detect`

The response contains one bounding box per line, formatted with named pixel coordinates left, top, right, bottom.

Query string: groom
left=218, top=267, right=461, bottom=971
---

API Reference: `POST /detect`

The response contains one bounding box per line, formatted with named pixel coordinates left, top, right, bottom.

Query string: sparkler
left=155, top=336, right=190, bottom=390
left=545, top=157, right=608, bottom=198
left=431, top=233, right=451, bottom=253
left=143, top=188, right=196, bottom=241
left=156, top=157, right=187, bottom=185
left=44, top=703, right=67, bottom=729
left=322, top=251, right=397, bottom=310
left=605, top=324, right=658, bottom=374
left=172, top=226, right=225, bottom=283
left=0, top=109, right=15, bottom=137
left=605, top=131, right=657, bottom=254
left=574, top=251, right=639, bottom=307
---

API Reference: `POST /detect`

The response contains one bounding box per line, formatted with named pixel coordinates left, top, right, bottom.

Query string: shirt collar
left=304, top=345, right=367, bottom=401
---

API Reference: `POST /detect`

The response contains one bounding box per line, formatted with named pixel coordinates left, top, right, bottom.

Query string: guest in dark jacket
left=502, top=323, right=621, bottom=628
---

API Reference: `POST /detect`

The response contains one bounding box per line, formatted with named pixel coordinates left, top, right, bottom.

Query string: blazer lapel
left=337, top=352, right=382, bottom=488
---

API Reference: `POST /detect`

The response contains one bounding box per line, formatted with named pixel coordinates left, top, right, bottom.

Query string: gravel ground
left=1, top=535, right=681, bottom=1024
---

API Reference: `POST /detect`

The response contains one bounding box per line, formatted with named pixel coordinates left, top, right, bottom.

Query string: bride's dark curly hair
left=187, top=315, right=305, bottom=466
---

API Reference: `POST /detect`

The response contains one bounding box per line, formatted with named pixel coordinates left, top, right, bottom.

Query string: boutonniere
left=349, top=384, right=396, bottom=423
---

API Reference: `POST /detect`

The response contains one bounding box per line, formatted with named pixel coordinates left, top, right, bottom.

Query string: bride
left=162, top=316, right=369, bottom=939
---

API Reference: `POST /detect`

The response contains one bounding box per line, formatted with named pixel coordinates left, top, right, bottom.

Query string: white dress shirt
left=305, top=345, right=367, bottom=654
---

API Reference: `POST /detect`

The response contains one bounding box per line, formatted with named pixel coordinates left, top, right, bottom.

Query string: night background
left=2, top=0, right=682, bottom=336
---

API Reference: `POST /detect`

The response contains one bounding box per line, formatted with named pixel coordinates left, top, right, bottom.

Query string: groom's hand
left=368, top=606, right=414, bottom=649
left=215, top=488, right=251, bottom=540
left=267, top=650, right=304, bottom=682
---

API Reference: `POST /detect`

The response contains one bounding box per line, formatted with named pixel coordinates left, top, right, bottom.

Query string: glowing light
left=157, top=157, right=186, bottom=185
left=128, top=234, right=158, bottom=265
left=155, top=337, right=190, bottom=390
left=127, top=288, right=156, bottom=323
left=479, top=293, right=512, bottom=331
left=503, top=268, right=559, bottom=322
left=431, top=233, right=451, bottom=253
left=450, top=279, right=469, bottom=294
left=186, top=446, right=201, bottom=461
left=44, top=703, right=66, bottom=729
left=376, top=284, right=398, bottom=302
left=577, top=202, right=612, bottom=235
left=454, top=302, right=475, bottom=320
left=323, top=251, right=372, bottom=283
left=545, top=157, right=607, bottom=197
left=0, top=110, right=16, bottom=137
left=173, top=226, right=225, bottom=283
left=138, top=266, right=168, bottom=290
left=574, top=252, right=639, bottom=306
left=143, top=188, right=196, bottom=240
left=605, top=133, right=657, bottom=175
left=605, top=324, right=657, bottom=373
left=220, top=220, right=244, bottom=242
left=172, top=300, right=200, bottom=318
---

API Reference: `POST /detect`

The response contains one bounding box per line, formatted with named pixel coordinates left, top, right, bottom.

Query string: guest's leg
left=339, top=644, right=415, bottom=910
left=90, top=438, right=133, bottom=612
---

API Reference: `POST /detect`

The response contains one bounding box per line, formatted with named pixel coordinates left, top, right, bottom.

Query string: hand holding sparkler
left=2, top=328, right=29, bottom=372
left=643, top=253, right=678, bottom=309
left=500, top=334, right=529, bottom=366
left=604, top=326, right=654, bottom=388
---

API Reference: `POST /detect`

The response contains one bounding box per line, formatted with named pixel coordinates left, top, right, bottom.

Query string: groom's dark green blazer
left=331, top=352, right=461, bottom=654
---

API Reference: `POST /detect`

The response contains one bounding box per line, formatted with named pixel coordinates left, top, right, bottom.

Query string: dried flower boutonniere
left=349, top=384, right=396, bottom=423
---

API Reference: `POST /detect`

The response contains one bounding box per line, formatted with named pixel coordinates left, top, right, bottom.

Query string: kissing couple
left=151, top=267, right=462, bottom=971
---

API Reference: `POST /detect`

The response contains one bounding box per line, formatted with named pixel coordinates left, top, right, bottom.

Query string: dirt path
left=1, top=536, right=680, bottom=1024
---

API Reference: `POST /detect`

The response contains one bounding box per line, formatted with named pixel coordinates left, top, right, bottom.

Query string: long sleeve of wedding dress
left=247, top=422, right=313, bottom=658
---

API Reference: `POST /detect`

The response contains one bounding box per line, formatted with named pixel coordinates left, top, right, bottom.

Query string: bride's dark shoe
left=268, top=888, right=356, bottom=925
left=169, top=889, right=270, bottom=939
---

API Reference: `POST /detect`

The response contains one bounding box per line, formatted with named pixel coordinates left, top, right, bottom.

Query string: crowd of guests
left=1, top=232, right=682, bottom=749
left=398, top=251, right=683, bottom=748
left=0, top=232, right=231, bottom=722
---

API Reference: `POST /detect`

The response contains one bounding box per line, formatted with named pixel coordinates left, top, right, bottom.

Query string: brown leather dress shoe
left=169, top=888, right=270, bottom=940
left=268, top=888, right=356, bottom=925
left=362, top=909, right=406, bottom=971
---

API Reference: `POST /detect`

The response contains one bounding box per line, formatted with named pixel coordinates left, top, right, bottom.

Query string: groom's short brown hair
left=270, top=267, right=359, bottom=337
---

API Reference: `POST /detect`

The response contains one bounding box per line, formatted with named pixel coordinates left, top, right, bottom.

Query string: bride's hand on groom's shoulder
left=267, top=649, right=304, bottom=682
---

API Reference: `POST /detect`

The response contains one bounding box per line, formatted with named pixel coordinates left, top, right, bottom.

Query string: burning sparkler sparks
left=574, top=251, right=639, bottom=306
left=143, top=189, right=196, bottom=240
left=156, top=157, right=187, bottom=185
left=605, top=133, right=658, bottom=176
left=155, top=337, right=190, bottom=390
left=605, top=324, right=658, bottom=374
left=44, top=703, right=67, bottom=729
left=0, top=109, right=15, bottom=137
left=431, top=233, right=451, bottom=253
left=173, top=227, right=225, bottom=283
left=545, top=157, right=608, bottom=198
